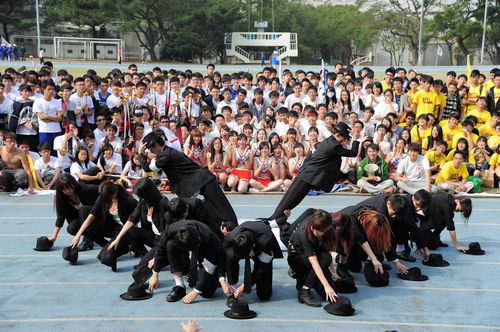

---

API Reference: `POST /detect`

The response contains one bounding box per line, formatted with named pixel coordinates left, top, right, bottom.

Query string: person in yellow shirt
left=412, top=76, right=439, bottom=118
left=441, top=113, right=462, bottom=149
left=488, top=123, right=500, bottom=150
left=425, top=141, right=447, bottom=179
left=381, top=68, right=394, bottom=92
left=407, top=78, right=419, bottom=108
left=468, top=97, right=491, bottom=129
left=410, top=114, right=432, bottom=145
left=464, top=70, right=487, bottom=115
left=479, top=111, right=498, bottom=138
left=446, top=138, right=476, bottom=166
left=482, top=68, right=497, bottom=90
left=433, top=80, right=446, bottom=118
left=451, top=120, right=478, bottom=150
left=435, top=151, right=474, bottom=193
left=489, top=145, right=500, bottom=193
left=486, top=72, right=500, bottom=114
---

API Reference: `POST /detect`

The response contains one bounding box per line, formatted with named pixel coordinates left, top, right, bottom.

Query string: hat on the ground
left=33, top=236, right=54, bottom=251
left=120, top=281, right=153, bottom=301
left=62, top=246, right=78, bottom=265
left=333, top=278, right=358, bottom=294
left=224, top=300, right=257, bottom=319
left=465, top=242, right=485, bottom=255
left=132, top=264, right=153, bottom=284
left=331, top=122, right=352, bottom=139
left=142, top=131, right=163, bottom=149
left=397, top=267, right=428, bottom=281
left=422, top=253, right=450, bottom=267
left=363, top=261, right=389, bottom=287
left=323, top=296, right=355, bottom=316
left=99, top=247, right=117, bottom=272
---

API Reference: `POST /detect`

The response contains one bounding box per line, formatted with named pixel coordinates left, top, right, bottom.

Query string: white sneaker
left=248, top=188, right=260, bottom=193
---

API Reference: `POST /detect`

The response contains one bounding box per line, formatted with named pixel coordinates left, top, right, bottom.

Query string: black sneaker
left=396, top=251, right=416, bottom=262
left=438, top=240, right=449, bottom=248
left=166, top=286, right=186, bottom=302
left=77, top=237, right=94, bottom=252
left=298, top=288, right=321, bottom=307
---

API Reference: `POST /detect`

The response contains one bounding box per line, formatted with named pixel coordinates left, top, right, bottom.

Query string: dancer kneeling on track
left=107, top=178, right=169, bottom=258
left=220, top=221, right=283, bottom=307
left=286, top=209, right=339, bottom=307
left=70, top=181, right=139, bottom=271
left=48, top=174, right=99, bottom=250
left=421, top=192, right=472, bottom=252
left=148, top=220, right=223, bottom=304
left=139, top=130, right=237, bottom=225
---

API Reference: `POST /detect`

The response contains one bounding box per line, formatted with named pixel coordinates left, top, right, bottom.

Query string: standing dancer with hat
left=267, top=122, right=366, bottom=224
left=139, top=130, right=238, bottom=227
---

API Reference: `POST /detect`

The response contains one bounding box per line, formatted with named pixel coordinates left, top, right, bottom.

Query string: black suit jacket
left=153, top=220, right=222, bottom=275
left=223, top=221, right=283, bottom=261
left=340, top=194, right=424, bottom=249
left=139, top=146, right=214, bottom=197
left=55, top=183, right=99, bottom=228
left=298, top=137, right=360, bottom=192
left=90, top=190, right=138, bottom=225
left=425, top=193, right=456, bottom=231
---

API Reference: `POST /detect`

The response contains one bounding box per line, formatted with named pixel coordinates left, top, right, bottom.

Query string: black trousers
left=225, top=247, right=273, bottom=301
left=270, top=178, right=313, bottom=220
left=288, top=252, right=334, bottom=297
left=128, top=228, right=158, bottom=255
left=200, top=178, right=238, bottom=224
left=166, top=240, right=218, bottom=297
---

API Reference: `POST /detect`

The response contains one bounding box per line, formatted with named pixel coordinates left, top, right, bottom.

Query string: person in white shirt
left=284, top=83, right=305, bottom=110
left=216, top=88, right=236, bottom=115
left=70, top=146, right=104, bottom=183
left=70, top=77, right=95, bottom=128
left=106, top=81, right=123, bottom=109
left=395, top=143, right=436, bottom=194
left=373, top=89, right=398, bottom=125
left=0, top=85, right=13, bottom=127
left=34, top=142, right=61, bottom=189
left=53, top=123, right=83, bottom=172
left=99, top=124, right=123, bottom=154
left=33, top=81, right=63, bottom=145
left=97, top=143, right=123, bottom=175
left=93, top=114, right=107, bottom=144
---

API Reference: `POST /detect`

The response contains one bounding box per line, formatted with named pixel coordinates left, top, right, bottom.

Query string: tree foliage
left=0, top=0, right=36, bottom=41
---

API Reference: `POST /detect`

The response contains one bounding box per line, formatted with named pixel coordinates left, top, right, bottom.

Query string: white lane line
left=0, top=317, right=498, bottom=329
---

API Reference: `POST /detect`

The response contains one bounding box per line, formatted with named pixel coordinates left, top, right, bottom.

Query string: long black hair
left=97, top=180, right=130, bottom=210
left=54, top=174, right=80, bottom=218
left=134, top=177, right=164, bottom=209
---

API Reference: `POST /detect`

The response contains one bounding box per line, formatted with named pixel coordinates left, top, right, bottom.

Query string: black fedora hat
left=422, top=253, right=450, bottom=267
left=132, top=264, right=153, bottom=284
left=334, top=278, right=358, bottom=294
left=62, top=246, right=79, bottom=265
left=324, top=296, right=355, bottom=316
left=465, top=242, right=485, bottom=255
left=142, top=131, right=164, bottom=149
left=332, top=122, right=352, bottom=139
left=363, top=261, right=389, bottom=287
left=99, top=247, right=117, bottom=272
left=33, top=236, right=54, bottom=251
left=397, top=267, right=428, bottom=281
left=120, top=282, right=153, bottom=301
left=224, top=300, right=257, bottom=320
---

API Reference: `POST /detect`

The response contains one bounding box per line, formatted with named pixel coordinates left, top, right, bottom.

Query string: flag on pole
left=437, top=45, right=443, bottom=57
left=321, top=59, right=327, bottom=91
left=466, top=54, right=472, bottom=77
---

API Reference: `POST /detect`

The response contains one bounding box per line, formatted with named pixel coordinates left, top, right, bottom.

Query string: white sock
left=174, top=275, right=185, bottom=288
left=396, top=245, right=405, bottom=252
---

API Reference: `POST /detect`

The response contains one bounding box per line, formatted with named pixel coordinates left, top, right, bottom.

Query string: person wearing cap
left=139, top=130, right=238, bottom=225
left=148, top=219, right=223, bottom=304
left=220, top=221, right=283, bottom=304
left=421, top=193, right=472, bottom=252
left=268, top=122, right=364, bottom=221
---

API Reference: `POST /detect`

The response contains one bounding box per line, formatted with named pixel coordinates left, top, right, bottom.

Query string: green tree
left=0, top=1, right=36, bottom=41
left=430, top=0, right=482, bottom=65
left=42, top=0, right=117, bottom=38
left=374, top=0, right=439, bottom=65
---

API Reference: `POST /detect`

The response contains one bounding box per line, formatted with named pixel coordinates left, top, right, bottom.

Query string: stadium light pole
left=417, top=0, right=424, bottom=66
left=480, top=0, right=488, bottom=64
left=36, top=0, right=41, bottom=54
